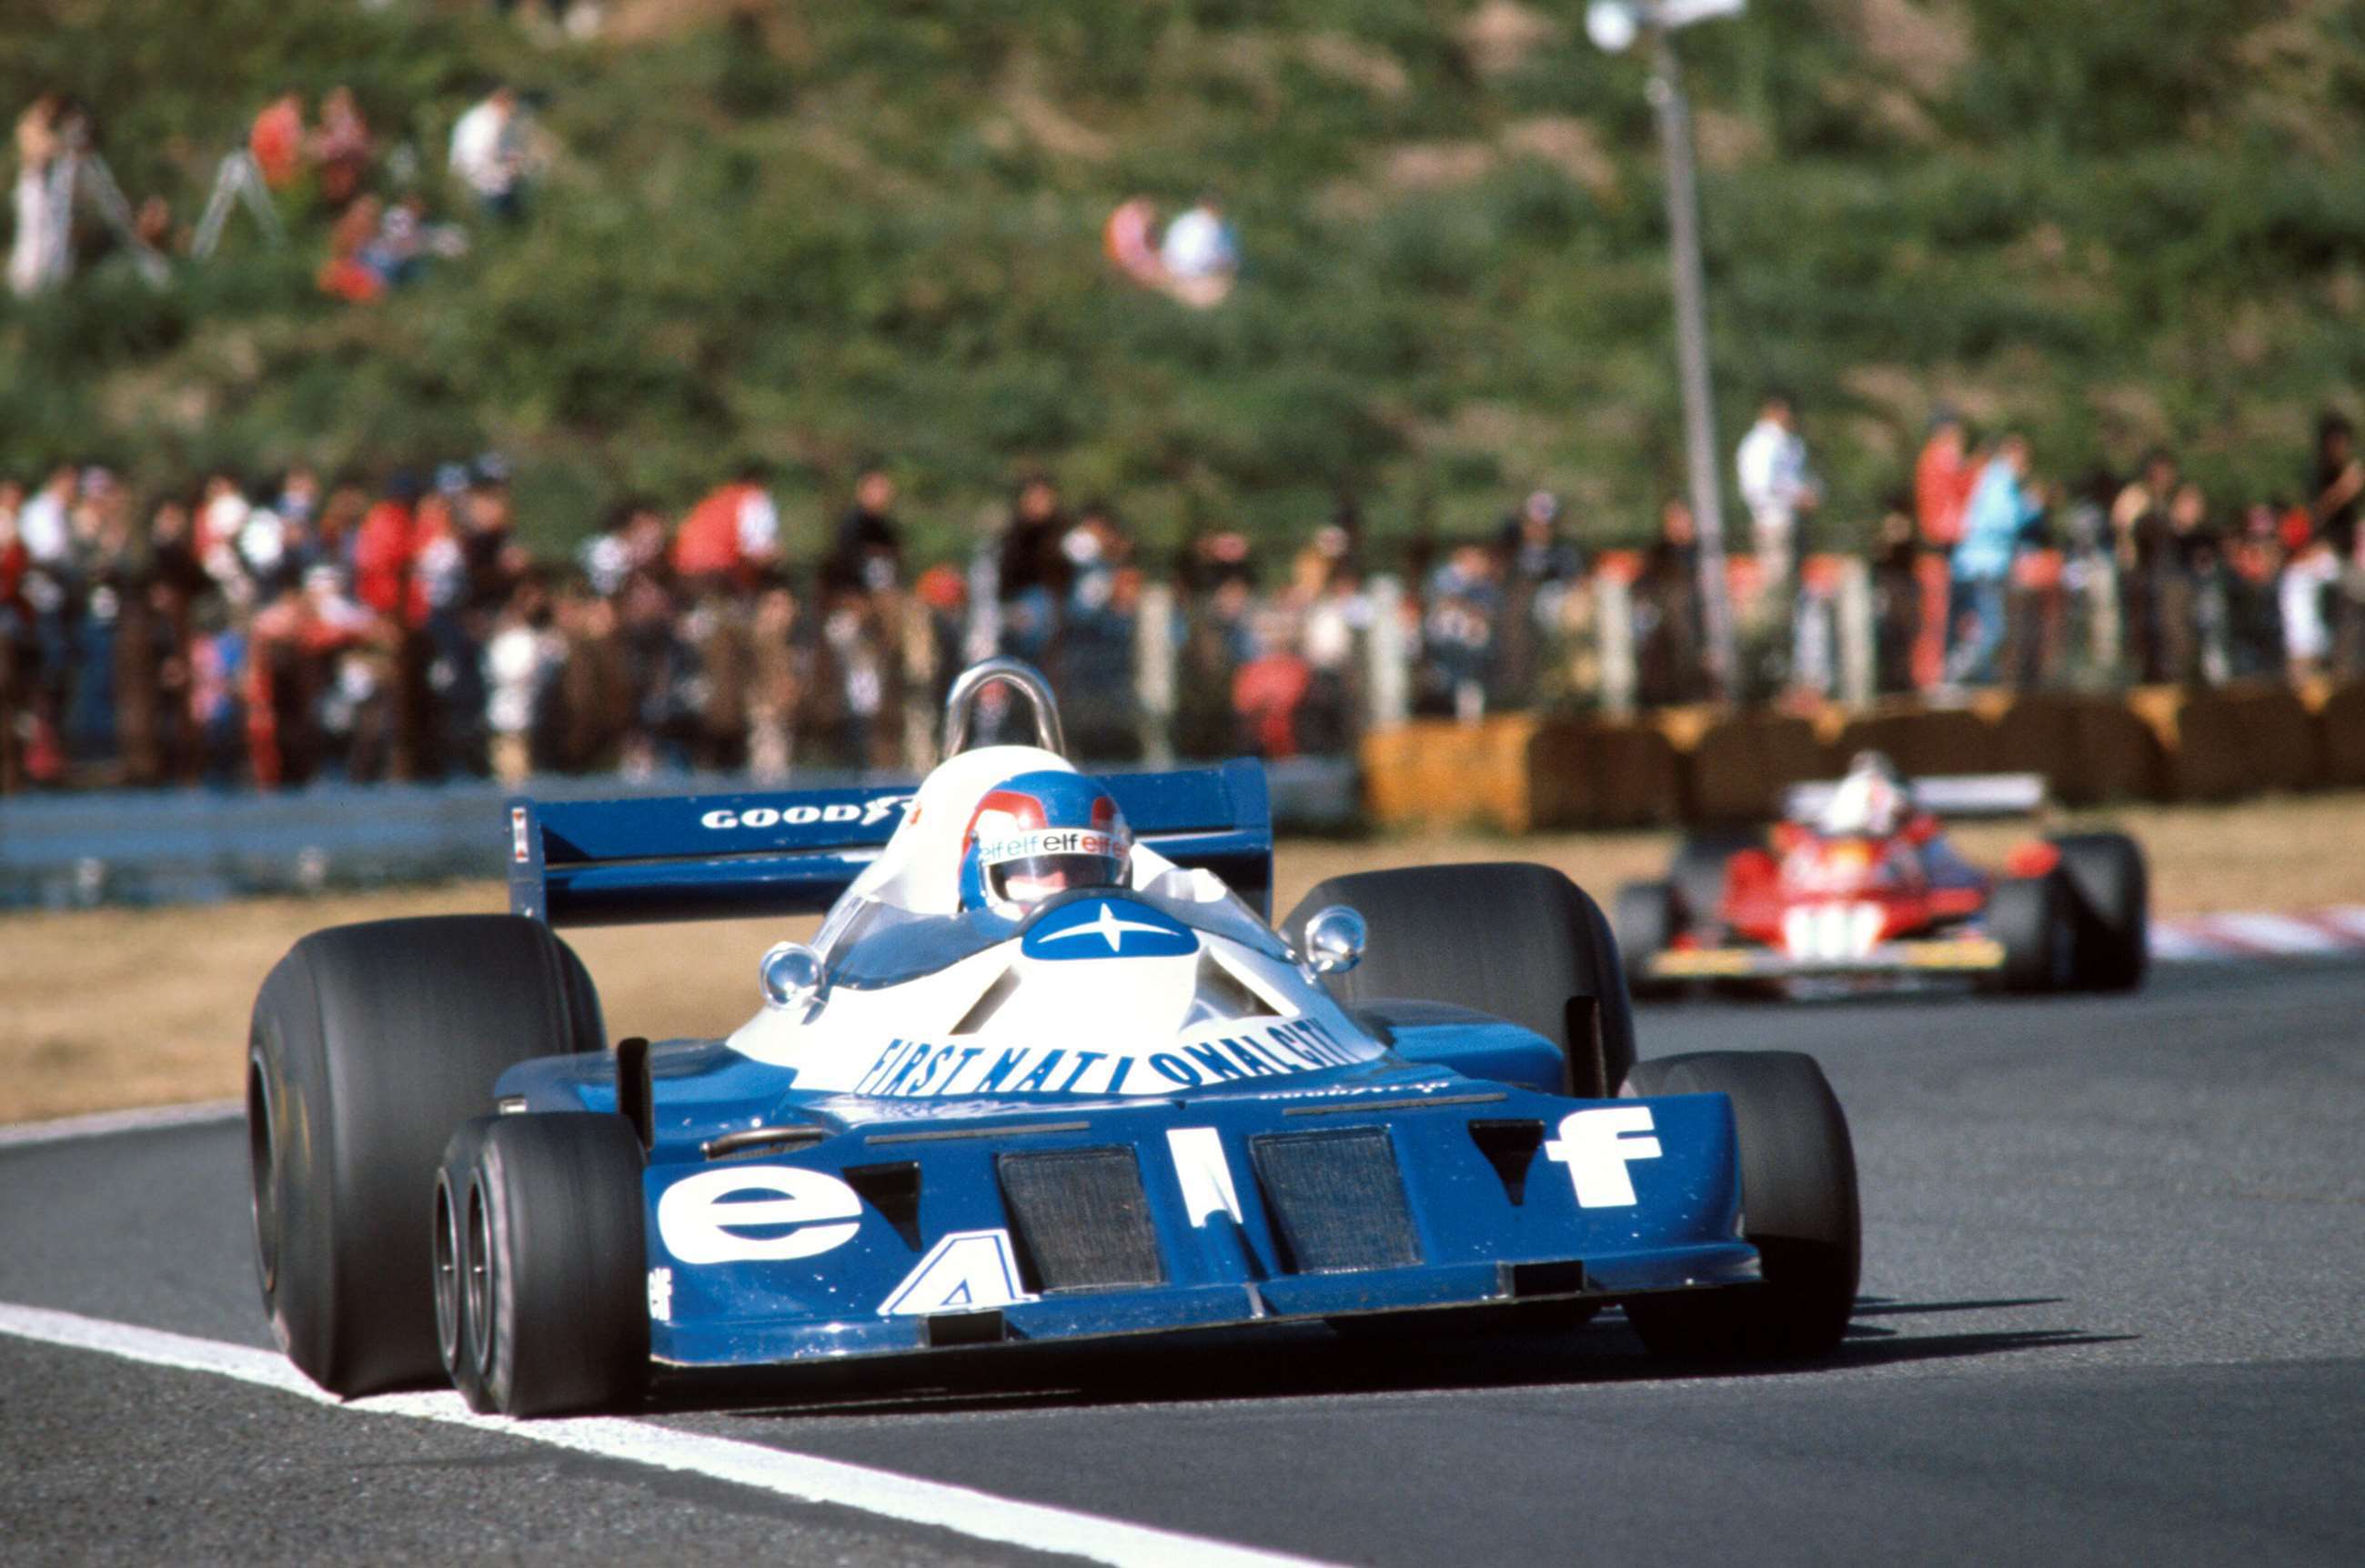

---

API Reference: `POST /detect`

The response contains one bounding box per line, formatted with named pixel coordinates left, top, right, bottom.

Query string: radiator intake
left=1250, top=1128, right=1423, bottom=1273
left=996, top=1147, right=1165, bottom=1292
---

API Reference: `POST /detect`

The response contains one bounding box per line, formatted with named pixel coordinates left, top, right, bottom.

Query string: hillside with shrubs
left=6, top=0, right=2363, bottom=556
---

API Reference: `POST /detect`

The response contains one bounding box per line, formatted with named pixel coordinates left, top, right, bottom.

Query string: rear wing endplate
left=508, top=760, right=1273, bottom=928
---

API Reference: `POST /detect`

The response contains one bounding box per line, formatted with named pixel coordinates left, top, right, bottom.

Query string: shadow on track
left=659, top=1296, right=2132, bottom=1424
left=1850, top=1294, right=2065, bottom=1318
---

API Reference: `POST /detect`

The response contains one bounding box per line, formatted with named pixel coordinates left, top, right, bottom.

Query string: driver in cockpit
left=1815, top=749, right=1983, bottom=890
left=956, top=769, right=1137, bottom=916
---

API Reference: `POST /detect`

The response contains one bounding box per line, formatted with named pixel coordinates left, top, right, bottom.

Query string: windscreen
left=818, top=862, right=1288, bottom=990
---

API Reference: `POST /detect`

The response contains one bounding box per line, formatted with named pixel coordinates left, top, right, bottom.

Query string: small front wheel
left=436, top=1114, right=649, bottom=1418
left=1622, top=1051, right=1860, bottom=1361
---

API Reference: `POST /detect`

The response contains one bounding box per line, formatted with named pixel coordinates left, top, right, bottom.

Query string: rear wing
left=508, top=759, right=1273, bottom=928
left=1782, top=772, right=2048, bottom=824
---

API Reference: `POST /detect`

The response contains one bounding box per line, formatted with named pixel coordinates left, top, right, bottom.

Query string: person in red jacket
left=352, top=473, right=418, bottom=616
left=1911, top=412, right=1979, bottom=689
left=250, top=92, right=304, bottom=188
left=671, top=464, right=780, bottom=588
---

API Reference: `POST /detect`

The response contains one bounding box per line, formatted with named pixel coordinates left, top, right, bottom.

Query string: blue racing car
left=247, top=659, right=1861, bottom=1416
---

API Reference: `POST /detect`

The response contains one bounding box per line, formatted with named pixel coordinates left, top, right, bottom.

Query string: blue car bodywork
left=499, top=762, right=1758, bottom=1372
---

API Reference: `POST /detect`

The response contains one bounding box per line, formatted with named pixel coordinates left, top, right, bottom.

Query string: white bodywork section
left=725, top=744, right=1385, bottom=1099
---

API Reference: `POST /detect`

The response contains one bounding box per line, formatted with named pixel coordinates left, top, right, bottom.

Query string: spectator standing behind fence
left=827, top=463, right=905, bottom=595
left=2311, top=413, right=2365, bottom=673
left=2312, top=413, right=2362, bottom=561
left=2167, top=482, right=2226, bottom=684
left=2111, top=450, right=2180, bottom=682
left=993, top=475, right=1072, bottom=666
left=2282, top=528, right=2341, bottom=681
left=1871, top=506, right=1922, bottom=695
left=1055, top=499, right=1142, bottom=759
left=2224, top=504, right=2287, bottom=680
left=1736, top=394, right=1819, bottom=588
left=1491, top=490, right=1581, bottom=709
left=16, top=464, right=74, bottom=568
left=671, top=463, right=780, bottom=589
left=1912, top=413, right=1977, bottom=689
left=1946, top=435, right=2043, bottom=688
left=1421, top=541, right=1501, bottom=722
left=1290, top=521, right=1367, bottom=756
left=1633, top=498, right=1705, bottom=708
left=448, top=85, right=529, bottom=218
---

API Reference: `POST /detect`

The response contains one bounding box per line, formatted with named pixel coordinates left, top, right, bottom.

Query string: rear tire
left=2052, top=832, right=2148, bottom=991
left=437, top=1113, right=649, bottom=1417
left=1614, top=880, right=1682, bottom=1000
left=1283, top=863, right=1635, bottom=1096
left=247, top=915, right=605, bottom=1396
left=1986, top=872, right=2074, bottom=993
left=1621, top=1051, right=1860, bottom=1360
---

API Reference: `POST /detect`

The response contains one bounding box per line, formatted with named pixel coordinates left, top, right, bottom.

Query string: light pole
left=1588, top=0, right=1743, bottom=696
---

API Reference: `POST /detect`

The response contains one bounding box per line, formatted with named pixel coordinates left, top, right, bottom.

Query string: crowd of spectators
left=5, top=411, right=2364, bottom=795
left=0, top=456, right=1341, bottom=793
left=1876, top=408, right=2365, bottom=697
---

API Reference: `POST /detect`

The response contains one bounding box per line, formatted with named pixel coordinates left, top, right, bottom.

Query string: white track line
left=0, top=1302, right=1333, bottom=1568
left=0, top=1098, right=243, bottom=1150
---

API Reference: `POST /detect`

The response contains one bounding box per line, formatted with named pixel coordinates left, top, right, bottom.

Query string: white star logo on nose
left=1038, top=901, right=1172, bottom=954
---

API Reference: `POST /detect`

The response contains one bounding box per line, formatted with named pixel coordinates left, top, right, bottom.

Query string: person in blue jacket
left=1946, top=435, right=2045, bottom=686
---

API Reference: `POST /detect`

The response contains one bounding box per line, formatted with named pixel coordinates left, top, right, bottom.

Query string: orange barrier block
left=1685, top=711, right=1830, bottom=824
left=2319, top=682, right=2365, bottom=789
left=1992, top=691, right=2167, bottom=804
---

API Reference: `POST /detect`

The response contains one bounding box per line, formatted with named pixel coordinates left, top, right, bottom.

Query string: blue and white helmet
left=958, top=769, right=1133, bottom=913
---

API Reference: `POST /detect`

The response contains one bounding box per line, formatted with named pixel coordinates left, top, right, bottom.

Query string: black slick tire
left=247, top=914, right=605, bottom=1396
left=1621, top=1050, right=1860, bottom=1360
left=1986, top=872, right=2074, bottom=993
left=1284, top=862, right=1635, bottom=1096
left=437, top=1113, right=649, bottom=1418
left=2051, top=831, right=2149, bottom=991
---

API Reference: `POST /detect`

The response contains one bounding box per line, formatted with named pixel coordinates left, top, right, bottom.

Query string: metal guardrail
left=0, top=759, right=1362, bottom=911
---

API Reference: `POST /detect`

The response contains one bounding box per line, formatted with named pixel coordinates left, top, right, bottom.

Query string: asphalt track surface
left=5, top=962, right=2361, bottom=1566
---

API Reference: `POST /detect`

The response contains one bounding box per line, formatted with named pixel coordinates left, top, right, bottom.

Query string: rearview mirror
left=759, top=942, right=826, bottom=1010
left=1302, top=906, right=1366, bottom=977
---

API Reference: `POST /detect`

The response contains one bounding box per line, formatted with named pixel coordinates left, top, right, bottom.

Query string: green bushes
left=2, top=0, right=2360, bottom=562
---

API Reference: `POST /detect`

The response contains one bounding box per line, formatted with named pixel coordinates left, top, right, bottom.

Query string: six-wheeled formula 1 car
left=1615, top=753, right=2148, bottom=998
left=247, top=659, right=1862, bottom=1416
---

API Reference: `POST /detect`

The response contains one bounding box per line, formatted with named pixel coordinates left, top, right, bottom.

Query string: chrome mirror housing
left=1302, top=906, right=1367, bottom=977
left=758, top=941, right=827, bottom=1010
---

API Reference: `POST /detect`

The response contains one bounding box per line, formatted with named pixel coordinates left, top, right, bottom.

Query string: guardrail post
left=2085, top=551, right=2121, bottom=688
left=901, top=597, right=938, bottom=772
left=1596, top=574, right=1637, bottom=718
left=1134, top=580, right=1176, bottom=766
left=1366, top=574, right=1410, bottom=729
left=1836, top=556, right=1875, bottom=706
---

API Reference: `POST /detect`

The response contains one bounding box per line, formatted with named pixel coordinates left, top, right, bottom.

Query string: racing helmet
left=958, top=769, right=1134, bottom=912
left=1820, top=749, right=1908, bottom=837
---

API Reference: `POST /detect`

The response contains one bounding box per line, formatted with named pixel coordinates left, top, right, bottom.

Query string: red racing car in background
left=1615, top=753, right=2148, bottom=998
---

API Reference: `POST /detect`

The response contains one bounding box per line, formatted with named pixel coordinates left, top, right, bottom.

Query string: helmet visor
left=980, top=827, right=1128, bottom=907
left=991, top=852, right=1128, bottom=906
